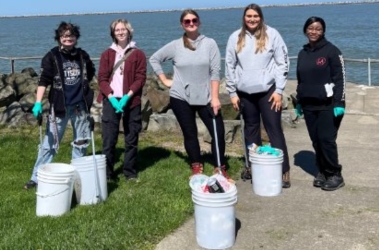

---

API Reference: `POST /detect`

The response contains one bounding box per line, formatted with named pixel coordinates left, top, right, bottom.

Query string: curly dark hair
left=54, top=21, right=81, bottom=44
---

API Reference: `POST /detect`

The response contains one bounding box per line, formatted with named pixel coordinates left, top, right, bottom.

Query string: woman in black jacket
left=296, top=16, right=346, bottom=191
left=24, top=21, right=95, bottom=190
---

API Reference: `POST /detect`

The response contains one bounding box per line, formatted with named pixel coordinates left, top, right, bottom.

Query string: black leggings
left=238, top=87, right=290, bottom=173
left=170, top=97, right=226, bottom=167
left=303, top=108, right=343, bottom=174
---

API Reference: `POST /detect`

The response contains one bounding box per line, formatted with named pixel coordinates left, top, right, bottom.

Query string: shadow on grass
left=112, top=145, right=172, bottom=174
left=294, top=150, right=318, bottom=177
left=173, top=150, right=237, bottom=171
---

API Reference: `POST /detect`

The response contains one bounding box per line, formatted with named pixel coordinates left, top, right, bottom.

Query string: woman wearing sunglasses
left=149, top=9, right=233, bottom=182
left=225, top=3, right=291, bottom=188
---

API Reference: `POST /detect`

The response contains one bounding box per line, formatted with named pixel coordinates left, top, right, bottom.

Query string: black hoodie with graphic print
left=296, top=37, right=345, bottom=110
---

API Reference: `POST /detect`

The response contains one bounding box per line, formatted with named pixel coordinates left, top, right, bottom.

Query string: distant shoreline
left=1, top=0, right=378, bottom=18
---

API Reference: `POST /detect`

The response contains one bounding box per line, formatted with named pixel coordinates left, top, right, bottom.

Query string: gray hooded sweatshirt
left=149, top=34, right=221, bottom=105
left=225, top=25, right=289, bottom=97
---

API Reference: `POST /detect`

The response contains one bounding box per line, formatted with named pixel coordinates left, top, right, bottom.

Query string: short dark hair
left=54, top=21, right=81, bottom=44
left=303, top=16, right=326, bottom=34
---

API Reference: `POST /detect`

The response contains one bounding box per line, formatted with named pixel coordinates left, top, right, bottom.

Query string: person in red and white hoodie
left=97, top=18, right=146, bottom=182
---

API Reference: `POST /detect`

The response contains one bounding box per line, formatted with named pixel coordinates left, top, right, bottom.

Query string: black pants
left=303, top=108, right=343, bottom=175
left=238, top=87, right=290, bottom=173
left=170, top=97, right=226, bottom=167
left=101, top=98, right=142, bottom=178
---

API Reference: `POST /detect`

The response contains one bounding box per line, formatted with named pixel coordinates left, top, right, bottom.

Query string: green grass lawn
left=0, top=126, right=242, bottom=250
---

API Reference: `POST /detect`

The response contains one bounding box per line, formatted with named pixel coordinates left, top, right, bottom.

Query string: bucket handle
left=37, top=177, right=72, bottom=184
left=36, top=187, right=70, bottom=198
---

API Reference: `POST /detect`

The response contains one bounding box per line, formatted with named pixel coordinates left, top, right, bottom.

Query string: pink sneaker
left=190, top=163, right=203, bottom=178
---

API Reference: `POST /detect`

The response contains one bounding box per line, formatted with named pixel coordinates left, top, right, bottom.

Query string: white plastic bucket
left=193, top=197, right=237, bottom=249
left=250, top=151, right=283, bottom=197
left=70, top=155, right=107, bottom=205
left=36, top=163, right=75, bottom=217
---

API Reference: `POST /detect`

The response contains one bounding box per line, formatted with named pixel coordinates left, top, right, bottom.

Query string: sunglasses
left=183, top=18, right=199, bottom=27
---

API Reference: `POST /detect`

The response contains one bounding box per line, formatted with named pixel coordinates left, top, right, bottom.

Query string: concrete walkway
left=155, top=82, right=379, bottom=250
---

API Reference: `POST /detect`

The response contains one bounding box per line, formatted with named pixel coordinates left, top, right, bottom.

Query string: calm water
left=1, top=3, right=378, bottom=85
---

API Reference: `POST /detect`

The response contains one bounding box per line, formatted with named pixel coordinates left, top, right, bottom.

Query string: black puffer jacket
left=38, top=46, right=95, bottom=116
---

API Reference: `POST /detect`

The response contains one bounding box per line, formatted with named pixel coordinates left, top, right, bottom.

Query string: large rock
left=21, top=67, right=38, bottom=78
left=0, top=101, right=23, bottom=126
left=147, top=111, right=178, bottom=132
left=0, top=85, right=16, bottom=108
left=14, top=75, right=38, bottom=96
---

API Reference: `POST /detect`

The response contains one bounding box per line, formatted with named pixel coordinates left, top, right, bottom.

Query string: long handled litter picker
left=88, top=116, right=101, bottom=203
left=208, top=105, right=222, bottom=175
left=239, top=103, right=251, bottom=181
left=37, top=113, right=43, bottom=148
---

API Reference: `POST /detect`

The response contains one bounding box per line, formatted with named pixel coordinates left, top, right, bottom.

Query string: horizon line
left=0, top=0, right=378, bottom=18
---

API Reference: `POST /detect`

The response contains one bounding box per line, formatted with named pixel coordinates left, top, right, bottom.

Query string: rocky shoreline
left=0, top=67, right=297, bottom=144
left=2, top=66, right=376, bottom=145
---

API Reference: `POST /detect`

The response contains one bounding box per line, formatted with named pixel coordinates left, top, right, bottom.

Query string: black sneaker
left=321, top=174, right=345, bottom=191
left=313, top=172, right=326, bottom=188
left=24, top=180, right=37, bottom=190
left=282, top=171, right=291, bottom=188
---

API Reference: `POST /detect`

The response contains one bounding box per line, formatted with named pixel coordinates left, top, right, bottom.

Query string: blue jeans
left=30, top=102, right=91, bottom=183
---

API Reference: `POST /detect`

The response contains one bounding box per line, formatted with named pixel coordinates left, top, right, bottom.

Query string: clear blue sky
left=1, top=0, right=353, bottom=17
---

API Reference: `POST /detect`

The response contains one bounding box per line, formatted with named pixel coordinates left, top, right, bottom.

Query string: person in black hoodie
left=24, top=21, right=95, bottom=190
left=296, top=16, right=346, bottom=191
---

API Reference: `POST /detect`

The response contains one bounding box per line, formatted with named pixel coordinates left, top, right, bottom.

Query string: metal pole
left=368, top=58, right=371, bottom=86
left=11, top=59, right=15, bottom=74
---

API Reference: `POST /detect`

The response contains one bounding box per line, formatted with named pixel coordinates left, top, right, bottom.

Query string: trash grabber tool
left=37, top=113, right=43, bottom=148
left=208, top=105, right=222, bottom=174
left=88, top=116, right=101, bottom=203
left=239, top=103, right=251, bottom=181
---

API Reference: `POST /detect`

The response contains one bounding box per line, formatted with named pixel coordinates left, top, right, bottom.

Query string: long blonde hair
left=236, top=4, right=267, bottom=54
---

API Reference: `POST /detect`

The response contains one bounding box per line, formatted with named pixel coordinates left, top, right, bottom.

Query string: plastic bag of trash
left=190, top=173, right=234, bottom=193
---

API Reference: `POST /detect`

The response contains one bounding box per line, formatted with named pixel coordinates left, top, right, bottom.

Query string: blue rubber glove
left=334, top=107, right=345, bottom=117
left=295, top=104, right=303, bottom=117
left=32, top=102, right=42, bottom=118
left=119, top=95, right=130, bottom=111
left=109, top=96, right=122, bottom=113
